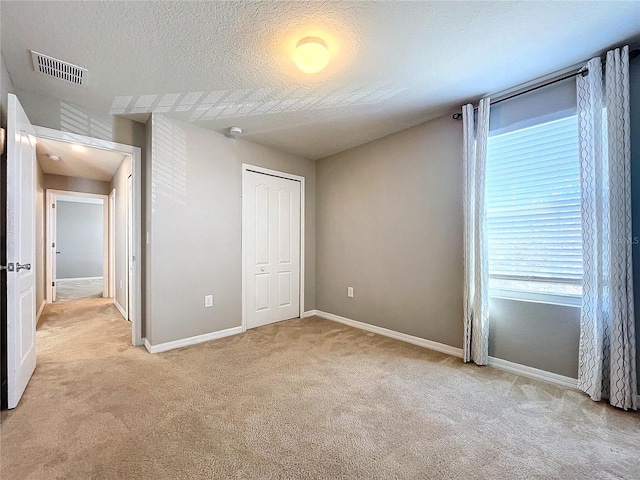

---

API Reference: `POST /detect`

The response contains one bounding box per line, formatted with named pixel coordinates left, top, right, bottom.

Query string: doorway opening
left=46, top=191, right=107, bottom=303
left=2, top=94, right=142, bottom=410
left=34, top=126, right=142, bottom=347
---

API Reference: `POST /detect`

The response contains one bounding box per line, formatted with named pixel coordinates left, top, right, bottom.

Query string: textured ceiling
left=36, top=137, right=127, bottom=182
left=2, top=1, right=640, bottom=160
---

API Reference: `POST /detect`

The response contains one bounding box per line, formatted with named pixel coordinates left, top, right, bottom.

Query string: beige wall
left=316, top=115, right=465, bottom=348
left=43, top=174, right=111, bottom=196
left=147, top=114, right=316, bottom=345
left=110, top=157, right=132, bottom=314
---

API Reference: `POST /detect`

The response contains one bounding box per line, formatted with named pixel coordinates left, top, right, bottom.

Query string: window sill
left=489, top=288, right=582, bottom=308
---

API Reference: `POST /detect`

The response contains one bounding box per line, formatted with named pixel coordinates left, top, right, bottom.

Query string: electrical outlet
left=347, top=287, right=354, bottom=298
left=204, top=295, right=213, bottom=308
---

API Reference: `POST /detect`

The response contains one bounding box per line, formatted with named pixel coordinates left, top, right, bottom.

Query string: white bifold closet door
left=244, top=170, right=301, bottom=329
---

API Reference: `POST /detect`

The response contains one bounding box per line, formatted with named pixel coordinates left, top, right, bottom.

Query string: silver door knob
left=16, top=263, right=31, bottom=271
left=261, top=267, right=265, bottom=272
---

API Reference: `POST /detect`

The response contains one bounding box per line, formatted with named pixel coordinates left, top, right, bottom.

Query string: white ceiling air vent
left=30, top=50, right=86, bottom=85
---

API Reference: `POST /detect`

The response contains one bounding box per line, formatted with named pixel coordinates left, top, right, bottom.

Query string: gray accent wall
left=317, top=116, right=464, bottom=348
left=315, top=113, right=584, bottom=378
left=489, top=299, right=580, bottom=377
left=146, top=114, right=316, bottom=345
left=35, top=163, right=45, bottom=317
left=56, top=201, right=103, bottom=279
left=110, top=157, right=132, bottom=313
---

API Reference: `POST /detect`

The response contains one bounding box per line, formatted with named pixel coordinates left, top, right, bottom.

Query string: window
left=485, top=114, right=583, bottom=301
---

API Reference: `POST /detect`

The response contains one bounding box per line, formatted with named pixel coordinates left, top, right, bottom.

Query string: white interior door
left=6, top=93, right=37, bottom=409
left=244, top=170, right=301, bottom=329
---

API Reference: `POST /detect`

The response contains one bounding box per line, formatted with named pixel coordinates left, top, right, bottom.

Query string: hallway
left=0, top=297, right=140, bottom=479
left=55, top=278, right=105, bottom=302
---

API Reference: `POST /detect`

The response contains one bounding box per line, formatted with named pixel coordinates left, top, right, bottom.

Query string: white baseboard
left=306, top=309, right=580, bottom=391
left=144, top=326, right=243, bottom=354
left=56, top=276, right=104, bottom=282
left=309, top=310, right=464, bottom=358
left=36, top=300, right=46, bottom=322
left=487, top=356, right=578, bottom=389
left=113, top=300, right=127, bottom=320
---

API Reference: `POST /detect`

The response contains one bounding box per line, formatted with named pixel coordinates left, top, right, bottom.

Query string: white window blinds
left=486, top=114, right=583, bottom=296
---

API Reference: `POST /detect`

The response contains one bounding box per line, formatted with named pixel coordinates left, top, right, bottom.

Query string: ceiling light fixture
left=293, top=37, right=330, bottom=74
left=71, top=144, right=85, bottom=152
left=48, top=154, right=61, bottom=161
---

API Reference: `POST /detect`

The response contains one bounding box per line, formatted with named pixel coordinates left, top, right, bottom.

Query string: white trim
left=35, top=126, right=143, bottom=347
left=108, top=189, right=115, bottom=298
left=487, top=356, right=578, bottom=389
left=143, top=326, right=243, bottom=354
left=241, top=164, right=305, bottom=333
left=36, top=300, right=46, bottom=323
left=46, top=189, right=108, bottom=303
left=310, top=309, right=580, bottom=391
left=311, top=310, right=464, bottom=358
left=56, top=276, right=103, bottom=282
left=490, top=288, right=582, bottom=308
left=113, top=299, right=127, bottom=320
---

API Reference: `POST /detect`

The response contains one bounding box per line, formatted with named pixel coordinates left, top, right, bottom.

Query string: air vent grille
left=30, top=51, right=86, bottom=85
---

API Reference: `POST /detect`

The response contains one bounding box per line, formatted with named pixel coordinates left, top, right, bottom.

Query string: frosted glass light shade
left=293, top=37, right=330, bottom=74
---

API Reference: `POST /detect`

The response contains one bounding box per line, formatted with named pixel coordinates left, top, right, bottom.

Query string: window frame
left=485, top=110, right=583, bottom=306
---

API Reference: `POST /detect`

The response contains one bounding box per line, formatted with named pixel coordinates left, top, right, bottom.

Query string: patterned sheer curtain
left=462, top=98, right=491, bottom=365
left=577, top=46, right=637, bottom=410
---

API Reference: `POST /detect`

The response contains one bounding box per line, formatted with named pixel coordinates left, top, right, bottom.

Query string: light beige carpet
left=55, top=277, right=104, bottom=302
left=1, top=298, right=638, bottom=479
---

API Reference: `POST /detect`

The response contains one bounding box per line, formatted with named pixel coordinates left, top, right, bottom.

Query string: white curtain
left=463, top=98, right=491, bottom=365
left=577, top=46, right=637, bottom=410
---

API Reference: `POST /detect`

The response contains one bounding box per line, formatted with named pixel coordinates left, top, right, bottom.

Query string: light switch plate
left=347, top=287, right=354, bottom=298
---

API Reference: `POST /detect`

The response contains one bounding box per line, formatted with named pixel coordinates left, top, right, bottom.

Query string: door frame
left=241, top=164, right=305, bottom=333
left=45, top=190, right=109, bottom=303
left=33, top=126, right=143, bottom=347
left=109, top=189, right=115, bottom=298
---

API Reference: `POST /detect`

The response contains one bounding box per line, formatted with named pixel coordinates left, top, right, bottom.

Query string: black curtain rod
left=452, top=68, right=588, bottom=120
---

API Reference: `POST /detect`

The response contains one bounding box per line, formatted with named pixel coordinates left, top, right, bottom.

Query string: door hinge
left=52, top=242, right=55, bottom=248
left=52, top=281, right=55, bottom=286
left=52, top=203, right=55, bottom=208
